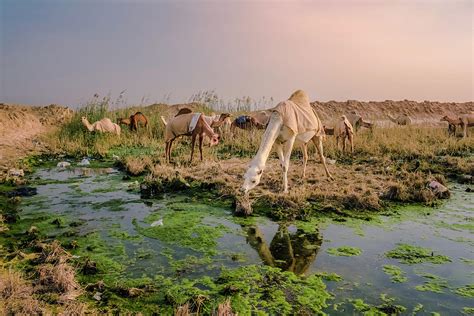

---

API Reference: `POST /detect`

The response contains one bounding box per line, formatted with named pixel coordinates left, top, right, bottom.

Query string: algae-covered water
left=12, top=165, right=474, bottom=314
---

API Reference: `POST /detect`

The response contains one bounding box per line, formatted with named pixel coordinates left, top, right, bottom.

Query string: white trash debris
left=112, top=154, right=120, bottom=160
left=8, top=169, right=24, bottom=177
left=327, top=159, right=336, bottom=165
left=57, top=161, right=71, bottom=168
left=151, top=219, right=163, bottom=227
left=93, top=292, right=102, bottom=301
left=78, top=158, right=90, bottom=166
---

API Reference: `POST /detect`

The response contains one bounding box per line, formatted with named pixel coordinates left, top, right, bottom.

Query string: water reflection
left=244, top=223, right=322, bottom=275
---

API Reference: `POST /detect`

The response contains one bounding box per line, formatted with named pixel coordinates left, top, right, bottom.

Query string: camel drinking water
left=241, top=90, right=332, bottom=195
left=81, top=117, right=121, bottom=135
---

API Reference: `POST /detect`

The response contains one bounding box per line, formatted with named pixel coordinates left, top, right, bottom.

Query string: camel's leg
left=342, top=135, right=346, bottom=152
left=274, top=142, right=284, bottom=170
left=463, top=121, right=468, bottom=138
left=349, top=134, right=354, bottom=153
left=199, top=134, right=204, bottom=161
left=165, top=142, right=169, bottom=163
left=281, top=136, right=296, bottom=193
left=302, top=144, right=308, bottom=178
left=167, top=138, right=175, bottom=163
left=190, top=133, right=197, bottom=162
left=312, top=136, right=333, bottom=180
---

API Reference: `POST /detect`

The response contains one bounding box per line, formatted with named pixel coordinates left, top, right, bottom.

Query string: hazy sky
left=1, top=0, right=473, bottom=107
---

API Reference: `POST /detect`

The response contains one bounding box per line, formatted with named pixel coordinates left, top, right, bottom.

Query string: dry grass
left=0, top=269, right=43, bottom=315
left=123, top=155, right=154, bottom=175
left=216, top=298, right=235, bottom=316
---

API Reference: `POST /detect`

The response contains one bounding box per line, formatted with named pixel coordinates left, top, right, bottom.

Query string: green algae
left=412, top=303, right=424, bottom=314
left=385, top=244, right=451, bottom=264
left=215, top=265, right=330, bottom=315
left=415, top=274, right=449, bottom=294
left=314, top=271, right=343, bottom=282
left=460, top=258, right=474, bottom=266
left=326, top=246, right=362, bottom=257
left=85, top=265, right=331, bottom=315
left=454, top=284, right=474, bottom=298
left=108, top=228, right=143, bottom=241
left=351, top=294, right=407, bottom=316
left=382, top=265, right=408, bottom=283
left=91, top=198, right=126, bottom=212
left=462, top=307, right=474, bottom=315
left=134, top=210, right=230, bottom=256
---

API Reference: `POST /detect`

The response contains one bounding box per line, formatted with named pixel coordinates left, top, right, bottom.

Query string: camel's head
left=209, top=133, right=220, bottom=146
left=81, top=116, right=87, bottom=123
left=241, top=165, right=263, bottom=195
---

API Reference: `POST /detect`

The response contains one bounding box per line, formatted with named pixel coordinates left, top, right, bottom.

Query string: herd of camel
left=80, top=90, right=473, bottom=195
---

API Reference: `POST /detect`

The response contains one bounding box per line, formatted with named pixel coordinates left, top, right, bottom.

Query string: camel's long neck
left=82, top=119, right=94, bottom=131
left=201, top=116, right=216, bottom=137
left=251, top=112, right=283, bottom=169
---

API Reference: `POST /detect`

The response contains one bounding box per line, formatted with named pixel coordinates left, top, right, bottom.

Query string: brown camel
left=130, top=112, right=148, bottom=131
left=459, top=113, right=474, bottom=138
left=117, top=117, right=131, bottom=126
left=335, top=115, right=354, bottom=153
left=164, top=113, right=220, bottom=163
left=117, top=112, right=148, bottom=131
left=440, top=115, right=461, bottom=137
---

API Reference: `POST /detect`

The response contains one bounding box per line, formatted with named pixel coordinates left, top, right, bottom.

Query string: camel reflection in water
left=243, top=223, right=322, bottom=275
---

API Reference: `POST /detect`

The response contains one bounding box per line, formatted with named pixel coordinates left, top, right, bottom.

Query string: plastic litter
left=93, top=292, right=102, bottom=301
left=151, top=219, right=163, bottom=227
left=57, top=161, right=71, bottom=168
left=8, top=168, right=24, bottom=177
left=78, top=158, right=90, bottom=166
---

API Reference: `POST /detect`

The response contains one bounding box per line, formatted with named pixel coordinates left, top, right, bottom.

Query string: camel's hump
left=288, top=90, right=310, bottom=107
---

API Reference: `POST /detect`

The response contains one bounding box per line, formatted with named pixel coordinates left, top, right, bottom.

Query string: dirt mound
left=311, top=100, right=473, bottom=124
left=0, top=103, right=73, bottom=171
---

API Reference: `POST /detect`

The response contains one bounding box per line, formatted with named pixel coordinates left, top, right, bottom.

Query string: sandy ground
left=0, top=103, right=72, bottom=173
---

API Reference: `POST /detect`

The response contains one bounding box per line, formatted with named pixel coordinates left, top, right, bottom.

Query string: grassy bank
left=40, top=98, right=474, bottom=219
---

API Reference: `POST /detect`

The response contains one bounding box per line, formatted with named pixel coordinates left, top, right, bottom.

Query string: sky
left=0, top=0, right=473, bottom=107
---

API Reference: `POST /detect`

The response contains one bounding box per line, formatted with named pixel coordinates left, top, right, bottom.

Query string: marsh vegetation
left=0, top=95, right=473, bottom=314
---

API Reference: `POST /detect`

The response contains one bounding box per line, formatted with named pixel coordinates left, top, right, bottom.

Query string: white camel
left=241, top=90, right=332, bottom=194
left=81, top=116, right=121, bottom=135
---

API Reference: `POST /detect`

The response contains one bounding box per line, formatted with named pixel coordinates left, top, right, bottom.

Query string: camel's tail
left=160, top=116, right=168, bottom=126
